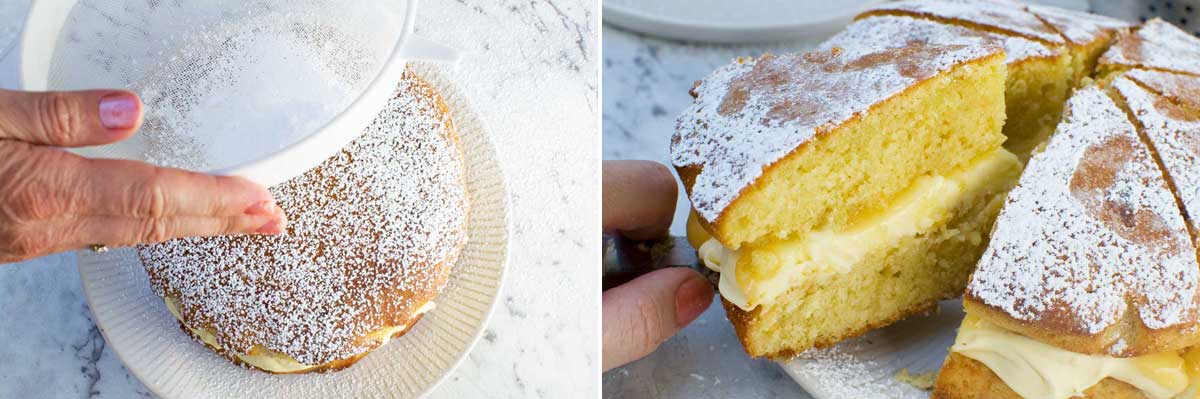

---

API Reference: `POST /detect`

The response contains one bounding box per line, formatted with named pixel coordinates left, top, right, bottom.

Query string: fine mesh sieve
left=20, top=0, right=459, bottom=187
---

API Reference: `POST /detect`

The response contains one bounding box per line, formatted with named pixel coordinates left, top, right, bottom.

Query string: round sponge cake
left=137, top=69, right=468, bottom=373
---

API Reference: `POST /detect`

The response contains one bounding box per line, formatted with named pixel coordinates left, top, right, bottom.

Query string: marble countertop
left=0, top=0, right=598, bottom=397
left=600, top=0, right=1089, bottom=397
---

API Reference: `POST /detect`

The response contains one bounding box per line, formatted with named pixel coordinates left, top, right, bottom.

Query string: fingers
left=602, top=160, right=678, bottom=240
left=602, top=267, right=714, bottom=371
left=0, top=89, right=142, bottom=146
left=0, top=212, right=286, bottom=262
left=70, top=157, right=280, bottom=219
left=67, top=212, right=286, bottom=249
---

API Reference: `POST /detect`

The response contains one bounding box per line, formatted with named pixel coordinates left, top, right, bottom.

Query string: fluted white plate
left=780, top=299, right=965, bottom=399
left=76, top=64, right=509, bottom=399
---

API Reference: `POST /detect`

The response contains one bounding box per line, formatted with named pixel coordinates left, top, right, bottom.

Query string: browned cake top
left=1026, top=4, right=1130, bottom=46
left=1114, top=71, right=1200, bottom=234
left=1100, top=18, right=1200, bottom=75
left=966, top=86, right=1199, bottom=347
left=138, top=70, right=468, bottom=365
left=671, top=38, right=999, bottom=221
left=865, top=0, right=1066, bottom=44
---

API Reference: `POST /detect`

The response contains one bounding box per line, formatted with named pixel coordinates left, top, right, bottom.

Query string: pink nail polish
left=99, top=93, right=139, bottom=130
left=244, top=200, right=274, bottom=216
left=256, top=219, right=283, bottom=235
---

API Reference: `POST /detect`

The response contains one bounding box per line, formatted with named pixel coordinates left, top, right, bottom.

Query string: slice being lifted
left=673, top=19, right=1013, bottom=357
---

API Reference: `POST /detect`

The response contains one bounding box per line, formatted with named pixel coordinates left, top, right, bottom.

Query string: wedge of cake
left=673, top=34, right=1015, bottom=357
left=859, top=0, right=1130, bottom=159
left=932, top=84, right=1200, bottom=399
left=1099, top=18, right=1200, bottom=78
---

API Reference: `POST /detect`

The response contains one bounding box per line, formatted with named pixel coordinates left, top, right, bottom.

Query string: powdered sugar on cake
left=822, top=15, right=1057, bottom=65
left=867, top=0, right=1066, bottom=44
left=1026, top=4, right=1130, bottom=46
left=1101, top=19, right=1200, bottom=76
left=967, top=86, right=1198, bottom=334
left=137, top=71, right=468, bottom=366
left=672, top=40, right=999, bottom=221
left=1114, top=75, right=1200, bottom=232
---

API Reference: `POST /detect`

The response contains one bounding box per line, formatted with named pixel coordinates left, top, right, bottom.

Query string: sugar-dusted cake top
left=1101, top=18, right=1200, bottom=75
left=823, top=15, right=1058, bottom=64
left=866, top=0, right=1066, bottom=44
left=671, top=41, right=1000, bottom=221
left=1026, top=4, right=1131, bottom=46
left=967, top=86, right=1199, bottom=339
left=1126, top=68, right=1200, bottom=113
left=1114, top=72, right=1200, bottom=233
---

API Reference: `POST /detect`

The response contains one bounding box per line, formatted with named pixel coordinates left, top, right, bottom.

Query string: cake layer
left=164, top=297, right=435, bottom=373
left=858, top=0, right=1130, bottom=159
left=946, top=314, right=1194, bottom=399
left=965, top=86, right=1200, bottom=357
left=673, top=44, right=1006, bottom=249
left=934, top=351, right=1200, bottom=399
left=823, top=14, right=1071, bottom=160
left=699, top=149, right=1020, bottom=311
left=706, top=149, right=1019, bottom=358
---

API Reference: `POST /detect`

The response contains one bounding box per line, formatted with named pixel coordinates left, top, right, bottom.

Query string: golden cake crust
left=138, top=69, right=468, bottom=373
left=932, top=353, right=1148, bottom=399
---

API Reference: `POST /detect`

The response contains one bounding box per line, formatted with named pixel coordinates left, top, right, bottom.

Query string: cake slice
left=859, top=0, right=1130, bottom=159
left=1111, top=70, right=1200, bottom=240
left=1099, top=18, right=1200, bottom=77
left=933, top=85, right=1200, bottom=399
left=673, top=34, right=1013, bottom=357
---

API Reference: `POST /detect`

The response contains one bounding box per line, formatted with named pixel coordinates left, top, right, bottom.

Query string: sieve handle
left=398, top=35, right=461, bottom=64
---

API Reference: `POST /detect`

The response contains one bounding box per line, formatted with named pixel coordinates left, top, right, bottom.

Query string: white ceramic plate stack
left=76, top=64, right=509, bottom=398
left=603, top=0, right=884, bottom=44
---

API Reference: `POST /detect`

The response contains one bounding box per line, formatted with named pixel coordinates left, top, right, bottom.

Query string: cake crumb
left=894, top=368, right=936, bottom=390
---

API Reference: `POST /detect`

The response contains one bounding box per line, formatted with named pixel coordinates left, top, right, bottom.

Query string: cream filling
left=164, top=297, right=436, bottom=373
left=699, top=149, right=1019, bottom=311
left=953, top=315, right=1198, bottom=399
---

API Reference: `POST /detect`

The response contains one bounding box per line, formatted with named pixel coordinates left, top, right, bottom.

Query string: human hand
left=602, top=160, right=714, bottom=371
left=0, top=89, right=287, bottom=263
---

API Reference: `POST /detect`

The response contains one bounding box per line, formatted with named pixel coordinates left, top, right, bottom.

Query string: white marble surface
left=0, top=0, right=598, bottom=397
left=599, top=0, right=1090, bottom=397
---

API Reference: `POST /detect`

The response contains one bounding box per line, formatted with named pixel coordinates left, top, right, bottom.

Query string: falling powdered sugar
left=131, top=10, right=377, bottom=171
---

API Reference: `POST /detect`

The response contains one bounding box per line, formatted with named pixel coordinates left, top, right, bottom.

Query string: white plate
left=76, top=64, right=510, bottom=399
left=780, top=299, right=965, bottom=399
left=602, top=0, right=883, bottom=44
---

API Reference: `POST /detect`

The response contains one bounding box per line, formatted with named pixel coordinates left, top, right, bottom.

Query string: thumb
left=602, top=267, right=714, bottom=371
left=0, top=89, right=142, bottom=146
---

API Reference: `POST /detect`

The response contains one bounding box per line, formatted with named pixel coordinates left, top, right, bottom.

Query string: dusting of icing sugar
left=865, top=0, right=1066, bottom=45
left=1113, top=75, right=1200, bottom=233
left=1127, top=68, right=1200, bottom=114
left=821, top=15, right=1057, bottom=65
left=1026, top=4, right=1131, bottom=46
left=137, top=70, right=468, bottom=366
left=967, top=86, right=1198, bottom=335
left=671, top=42, right=999, bottom=221
left=1101, top=19, right=1200, bottom=76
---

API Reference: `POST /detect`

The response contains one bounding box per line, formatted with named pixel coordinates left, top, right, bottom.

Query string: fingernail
left=675, top=277, right=713, bottom=328
left=244, top=200, right=274, bottom=216
left=99, top=93, right=138, bottom=130
left=255, top=218, right=284, bottom=235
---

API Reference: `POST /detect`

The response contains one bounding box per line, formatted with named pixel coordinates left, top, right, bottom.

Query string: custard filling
left=164, top=296, right=435, bottom=373
left=953, top=314, right=1200, bottom=399
left=697, top=148, right=1021, bottom=311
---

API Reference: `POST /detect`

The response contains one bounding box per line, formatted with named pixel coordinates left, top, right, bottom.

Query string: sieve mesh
left=46, top=0, right=406, bottom=171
